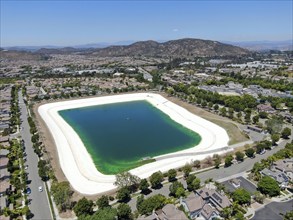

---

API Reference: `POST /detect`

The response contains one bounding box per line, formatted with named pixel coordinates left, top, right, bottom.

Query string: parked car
left=260, top=149, right=266, bottom=155
left=26, top=188, right=31, bottom=194
left=38, top=186, right=43, bottom=192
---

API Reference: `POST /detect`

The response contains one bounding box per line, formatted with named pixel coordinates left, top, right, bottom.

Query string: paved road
left=127, top=137, right=292, bottom=211
left=19, top=91, right=52, bottom=220
left=252, top=200, right=293, bottom=220
left=196, top=138, right=291, bottom=183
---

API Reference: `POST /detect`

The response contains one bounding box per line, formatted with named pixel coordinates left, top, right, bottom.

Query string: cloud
left=172, top=29, right=179, bottom=32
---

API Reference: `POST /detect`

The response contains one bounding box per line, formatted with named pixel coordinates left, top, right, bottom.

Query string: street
left=19, top=91, right=52, bottom=220
left=252, top=200, right=293, bottom=220
left=127, top=137, right=292, bottom=211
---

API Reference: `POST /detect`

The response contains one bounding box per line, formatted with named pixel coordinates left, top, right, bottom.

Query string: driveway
left=19, top=91, right=52, bottom=220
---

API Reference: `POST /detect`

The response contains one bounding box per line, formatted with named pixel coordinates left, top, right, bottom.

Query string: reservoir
left=59, top=100, right=201, bottom=174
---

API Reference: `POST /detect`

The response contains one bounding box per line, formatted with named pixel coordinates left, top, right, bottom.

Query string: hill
left=0, top=50, right=50, bottom=61
left=92, top=38, right=249, bottom=57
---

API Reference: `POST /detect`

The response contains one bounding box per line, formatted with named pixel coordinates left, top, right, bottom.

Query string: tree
left=220, top=107, right=227, bottom=116
left=166, top=87, right=175, bottom=96
left=220, top=206, right=233, bottom=219
left=167, top=169, right=177, bottom=182
left=256, top=143, right=265, bottom=154
left=235, top=151, right=245, bottom=162
left=136, top=195, right=144, bottom=212
left=265, top=116, right=283, bottom=134
left=149, top=171, right=164, bottom=189
left=281, top=127, right=291, bottom=139
left=252, top=115, right=259, bottom=124
left=245, top=112, right=251, bottom=123
left=185, top=174, right=201, bottom=192
left=254, top=191, right=265, bottom=204
left=283, top=211, right=293, bottom=220
left=228, top=108, right=234, bottom=119
left=251, top=162, right=265, bottom=174
left=116, top=186, right=131, bottom=202
left=51, top=181, right=73, bottom=212
left=114, top=171, right=140, bottom=189
left=175, top=187, right=186, bottom=198
left=191, top=178, right=201, bottom=191
left=91, top=207, right=117, bottom=220
left=137, top=194, right=166, bottom=215
left=245, top=148, right=255, bottom=158
left=234, top=211, right=245, bottom=220
left=193, top=160, right=201, bottom=169
left=186, top=174, right=196, bottom=191
left=232, top=188, right=251, bottom=205
left=271, top=133, right=280, bottom=145
left=237, top=112, right=242, bottom=120
left=169, top=181, right=184, bottom=197
left=139, top=179, right=150, bottom=194
left=182, top=163, right=192, bottom=177
left=213, top=154, right=221, bottom=168
left=259, top=111, right=268, bottom=119
left=31, top=134, right=39, bottom=143
left=257, top=176, right=280, bottom=197
left=214, top=104, right=219, bottom=111
left=262, top=140, right=272, bottom=150
left=38, top=160, right=49, bottom=181
left=117, top=203, right=132, bottom=220
left=224, top=155, right=233, bottom=167
left=201, top=101, right=207, bottom=108
left=73, top=197, right=93, bottom=217
left=21, top=206, right=31, bottom=217
left=96, top=195, right=109, bottom=209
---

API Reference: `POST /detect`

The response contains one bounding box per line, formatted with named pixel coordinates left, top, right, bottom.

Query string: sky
left=1, top=0, right=292, bottom=47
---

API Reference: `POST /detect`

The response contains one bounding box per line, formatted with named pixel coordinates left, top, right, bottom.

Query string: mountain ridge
left=2, top=38, right=251, bottom=59
left=90, top=38, right=249, bottom=57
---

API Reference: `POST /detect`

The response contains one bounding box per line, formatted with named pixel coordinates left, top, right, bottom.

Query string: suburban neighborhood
left=1, top=1, right=293, bottom=219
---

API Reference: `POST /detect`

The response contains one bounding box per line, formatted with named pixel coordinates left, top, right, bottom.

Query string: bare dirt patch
left=161, top=94, right=248, bottom=145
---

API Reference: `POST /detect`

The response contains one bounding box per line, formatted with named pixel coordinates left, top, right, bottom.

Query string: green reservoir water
left=59, top=101, right=201, bottom=174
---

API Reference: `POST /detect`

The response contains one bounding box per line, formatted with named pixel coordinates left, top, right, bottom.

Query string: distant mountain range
left=3, top=38, right=292, bottom=61
left=3, top=39, right=292, bottom=52
left=2, top=41, right=137, bottom=52
left=224, top=40, right=293, bottom=51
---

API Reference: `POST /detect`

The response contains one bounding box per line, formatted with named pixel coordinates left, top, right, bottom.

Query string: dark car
left=26, top=188, right=31, bottom=194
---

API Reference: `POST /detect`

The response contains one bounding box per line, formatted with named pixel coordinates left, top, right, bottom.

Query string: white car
left=38, top=186, right=43, bottom=192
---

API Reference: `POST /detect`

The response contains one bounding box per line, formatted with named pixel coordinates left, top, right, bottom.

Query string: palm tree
left=220, top=206, right=233, bottom=220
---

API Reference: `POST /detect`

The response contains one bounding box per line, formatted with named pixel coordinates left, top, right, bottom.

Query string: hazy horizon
left=2, top=38, right=293, bottom=49
left=1, top=1, right=292, bottom=47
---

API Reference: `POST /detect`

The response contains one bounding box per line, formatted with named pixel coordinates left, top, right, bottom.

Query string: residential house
left=145, top=204, right=188, bottom=220
left=230, top=178, right=241, bottom=188
left=257, top=104, right=276, bottom=114
left=180, top=193, right=205, bottom=219
left=272, top=159, right=293, bottom=181
left=280, top=112, right=293, bottom=123
left=260, top=168, right=289, bottom=188
left=247, top=125, right=263, bottom=133
left=181, top=184, right=231, bottom=220
left=0, top=149, right=10, bottom=196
